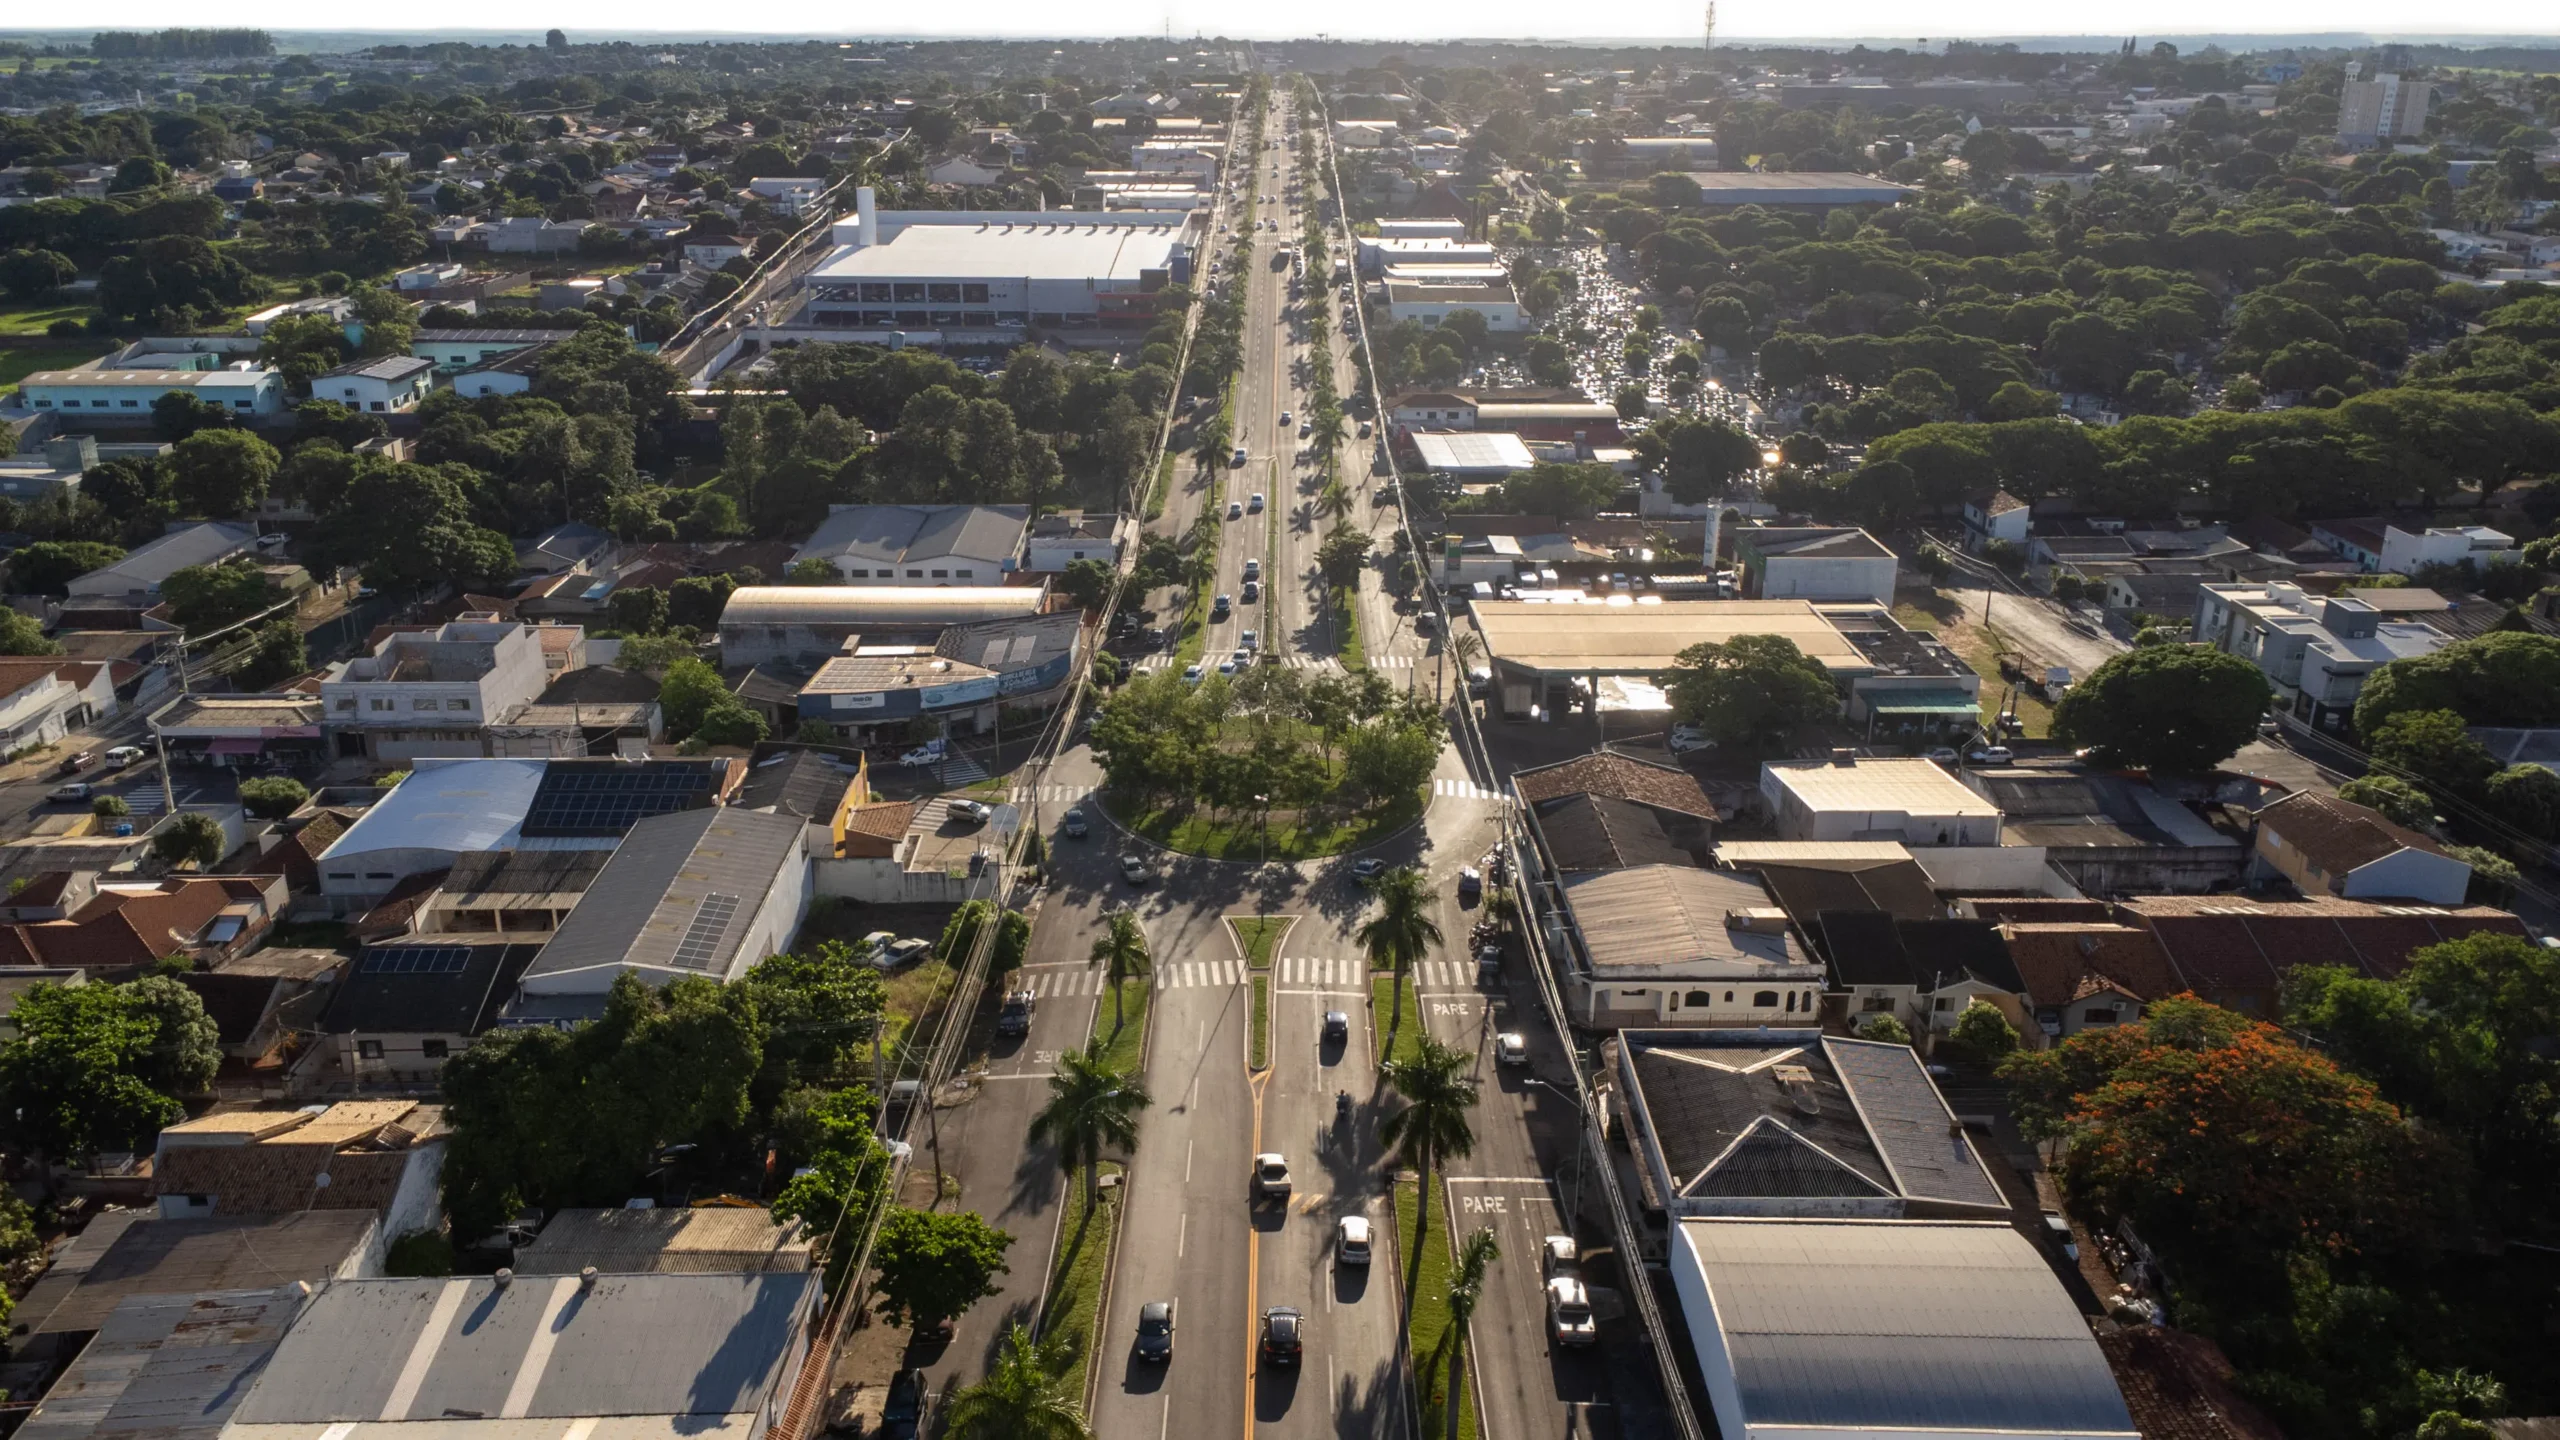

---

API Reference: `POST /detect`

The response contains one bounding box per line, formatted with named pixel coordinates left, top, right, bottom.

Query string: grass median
left=1112, top=786, right=1420, bottom=861
left=1091, top=977, right=1151, bottom=1073
left=1250, top=972, right=1271, bottom=1070
left=1228, top=915, right=1293, bottom=970
left=1394, top=1172, right=1478, bottom=1440
left=1370, top=971, right=1427, bottom=1068
left=1040, top=1159, right=1123, bottom=1389
left=1334, top=584, right=1366, bottom=670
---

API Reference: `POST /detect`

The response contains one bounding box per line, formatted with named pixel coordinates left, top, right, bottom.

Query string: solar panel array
left=668, top=892, right=741, bottom=972
left=365, top=946, right=474, bottom=975
left=521, top=764, right=718, bottom=837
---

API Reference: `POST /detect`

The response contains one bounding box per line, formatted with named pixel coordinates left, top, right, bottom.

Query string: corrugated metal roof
left=320, top=760, right=550, bottom=864
left=16, top=1214, right=377, bottom=1336
left=1822, top=1037, right=2007, bottom=1211
left=520, top=809, right=804, bottom=989
left=17, top=1287, right=308, bottom=1440
left=791, top=505, right=1028, bottom=568
left=1681, top=1219, right=2136, bottom=1436
left=717, top=587, right=1044, bottom=627
left=1560, top=866, right=1804, bottom=974
left=229, top=1273, right=816, bottom=1425
left=512, top=1209, right=810, bottom=1276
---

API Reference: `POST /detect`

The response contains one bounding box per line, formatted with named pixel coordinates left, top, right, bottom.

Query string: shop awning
left=1868, top=690, right=1983, bottom=717
left=208, top=738, right=265, bottom=755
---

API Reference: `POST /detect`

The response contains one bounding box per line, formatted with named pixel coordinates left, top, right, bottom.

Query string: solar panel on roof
left=668, top=893, right=741, bottom=972
left=365, top=946, right=472, bottom=975
left=520, top=765, right=718, bottom=837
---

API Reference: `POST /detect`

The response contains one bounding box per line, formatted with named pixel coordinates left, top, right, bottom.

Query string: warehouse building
left=794, top=611, right=1081, bottom=741
left=795, top=186, right=1196, bottom=335
left=15, top=367, right=287, bottom=419
left=718, top=586, right=1048, bottom=669
left=1671, top=1218, right=2136, bottom=1440
left=1681, top=171, right=1915, bottom=210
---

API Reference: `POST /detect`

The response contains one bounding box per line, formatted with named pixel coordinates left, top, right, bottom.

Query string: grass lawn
left=1395, top=1172, right=1478, bottom=1440
left=1090, top=978, right=1150, bottom=1074
left=1146, top=450, right=1175, bottom=521
left=1173, top=510, right=1224, bottom=667
left=1041, top=1159, right=1122, bottom=1389
left=0, top=302, right=99, bottom=338
left=1370, top=972, right=1428, bottom=1068
left=0, top=341, right=114, bottom=396
left=1249, top=972, right=1270, bottom=1069
left=1334, top=585, right=1366, bottom=670
left=1227, top=915, right=1293, bottom=970
left=1111, top=786, right=1420, bottom=861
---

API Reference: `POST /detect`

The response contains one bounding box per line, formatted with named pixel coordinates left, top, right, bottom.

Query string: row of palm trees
left=941, top=866, right=1486, bottom=1439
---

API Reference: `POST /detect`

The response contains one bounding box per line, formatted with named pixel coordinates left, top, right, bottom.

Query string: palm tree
left=1317, top=480, right=1354, bottom=523
left=1357, top=865, right=1443, bottom=1031
left=1441, top=1227, right=1500, bottom=1440
left=1029, top=1038, right=1152, bottom=1206
left=1380, top=1036, right=1478, bottom=1253
left=1089, top=906, right=1151, bottom=1032
left=1193, top=415, right=1231, bottom=473
left=940, top=1323, right=1092, bottom=1440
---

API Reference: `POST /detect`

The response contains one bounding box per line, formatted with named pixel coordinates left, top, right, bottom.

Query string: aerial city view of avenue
left=0, top=11, right=2554, bottom=1440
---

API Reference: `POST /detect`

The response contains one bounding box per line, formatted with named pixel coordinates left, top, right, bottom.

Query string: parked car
left=1547, top=1276, right=1598, bottom=1346
left=1541, top=1234, right=1580, bottom=1277
left=2042, top=1210, right=2080, bottom=1261
left=995, top=989, right=1036, bottom=1037
left=1667, top=725, right=1711, bottom=754
left=882, top=938, right=932, bottom=968
left=1924, top=747, right=1960, bottom=764
left=1062, top=807, right=1090, bottom=839
left=1466, top=667, right=1493, bottom=696
left=1967, top=745, right=2015, bottom=765
left=103, top=746, right=144, bottom=768
left=1335, top=1215, right=1373, bottom=1266
left=1495, top=1032, right=1528, bottom=1066
left=1457, top=865, right=1482, bottom=899
left=48, top=782, right=95, bottom=803
left=1252, top=1152, right=1292, bottom=1200
left=900, top=740, right=946, bottom=767
left=879, top=1368, right=927, bottom=1439
left=948, top=798, right=993, bottom=825
left=1135, top=1300, right=1177, bottom=1362
left=57, top=751, right=96, bottom=776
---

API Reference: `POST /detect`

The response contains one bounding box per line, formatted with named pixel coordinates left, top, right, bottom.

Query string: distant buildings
left=788, top=503, right=1030, bottom=584
left=794, top=186, right=1194, bottom=336
left=2338, top=68, right=2431, bottom=147
left=2191, top=583, right=2448, bottom=732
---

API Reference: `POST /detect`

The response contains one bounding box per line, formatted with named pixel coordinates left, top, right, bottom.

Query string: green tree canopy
left=869, top=1207, right=1015, bottom=1333
left=2356, top=632, right=2560, bottom=738
left=168, top=428, right=279, bottom=517
left=1662, top=633, right=1839, bottom=754
left=2050, top=645, right=2271, bottom=773
left=0, top=978, right=220, bottom=1170
left=160, top=559, right=269, bottom=634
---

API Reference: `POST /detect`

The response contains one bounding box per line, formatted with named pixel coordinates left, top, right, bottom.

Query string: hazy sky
left=76, top=0, right=2540, bottom=42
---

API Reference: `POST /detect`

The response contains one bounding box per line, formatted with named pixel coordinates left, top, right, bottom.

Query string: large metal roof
left=520, top=808, right=805, bottom=991
left=18, top=1287, right=309, bottom=1440
left=1680, top=1219, right=2136, bottom=1436
left=1473, top=599, right=1867, bottom=678
left=226, top=1272, right=817, bottom=1430
left=717, top=587, right=1045, bottom=627
left=318, top=760, right=550, bottom=862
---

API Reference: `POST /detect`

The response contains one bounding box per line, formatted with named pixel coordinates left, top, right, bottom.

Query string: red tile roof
left=2113, top=895, right=2527, bottom=1001
left=2257, top=791, right=2446, bottom=874
left=2002, top=923, right=2185, bottom=1007
left=1512, top=751, right=1716, bottom=818
left=0, top=877, right=281, bottom=972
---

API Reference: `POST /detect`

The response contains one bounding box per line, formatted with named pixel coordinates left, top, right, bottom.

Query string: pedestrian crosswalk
left=122, top=788, right=165, bottom=816
left=1432, top=777, right=1503, bottom=801
left=1015, top=967, right=1105, bottom=998
left=1008, top=783, right=1096, bottom=806
left=1160, top=959, right=1247, bottom=989
left=1277, top=955, right=1366, bottom=987
left=932, top=750, right=992, bottom=785
left=1273, top=957, right=1480, bottom=991
left=1274, top=654, right=1417, bottom=672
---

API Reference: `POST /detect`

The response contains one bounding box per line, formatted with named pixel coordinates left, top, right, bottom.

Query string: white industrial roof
left=1677, top=1219, right=2135, bottom=1436
left=1411, top=431, right=1536, bottom=474
left=719, top=586, right=1045, bottom=626
left=809, top=221, right=1184, bottom=285
left=1762, top=758, right=2001, bottom=818
left=319, top=759, right=550, bottom=861
left=22, top=370, right=273, bottom=389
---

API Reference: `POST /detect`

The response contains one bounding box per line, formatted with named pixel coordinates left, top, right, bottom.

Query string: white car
left=1968, top=745, right=2015, bottom=765
left=102, top=746, right=145, bottom=768
left=1239, top=630, right=1257, bottom=651
left=1542, top=1234, right=1580, bottom=1277
left=1495, top=1032, right=1528, bottom=1066
left=1217, top=656, right=1240, bottom=676
left=899, top=739, right=946, bottom=767
left=1546, top=1276, right=1598, bottom=1346
left=1120, top=855, right=1156, bottom=886
left=1667, top=724, right=1711, bottom=754
left=1182, top=664, right=1205, bottom=683
left=1252, top=1153, right=1292, bottom=1200
left=1335, top=1215, right=1373, bottom=1265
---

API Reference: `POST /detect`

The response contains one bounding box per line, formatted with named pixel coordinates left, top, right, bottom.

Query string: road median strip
left=1393, top=1172, right=1479, bottom=1440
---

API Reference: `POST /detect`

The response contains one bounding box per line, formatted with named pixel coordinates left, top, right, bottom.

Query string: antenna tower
left=1703, top=0, right=1717, bottom=52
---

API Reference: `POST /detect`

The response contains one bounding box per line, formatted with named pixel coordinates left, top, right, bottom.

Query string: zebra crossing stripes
left=1014, top=968, right=1103, bottom=998
left=1159, top=959, right=1247, bottom=989
left=1410, top=960, right=1477, bottom=991
left=1432, top=777, right=1502, bottom=801
left=122, top=788, right=165, bottom=815
left=1008, top=783, right=1096, bottom=805
left=930, top=751, right=991, bottom=785
left=1278, top=955, right=1367, bottom=987
left=1275, top=654, right=1417, bottom=671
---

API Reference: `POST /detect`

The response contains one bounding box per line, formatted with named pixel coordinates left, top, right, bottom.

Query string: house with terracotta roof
left=151, top=1100, right=445, bottom=1245
left=2252, top=790, right=2471, bottom=906
left=0, top=874, right=287, bottom=976
left=1516, top=750, right=1717, bottom=878
left=2000, top=922, right=2186, bottom=1043
left=2111, top=894, right=2524, bottom=1018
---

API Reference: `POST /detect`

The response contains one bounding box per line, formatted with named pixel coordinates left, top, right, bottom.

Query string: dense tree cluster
left=1090, top=666, right=1443, bottom=824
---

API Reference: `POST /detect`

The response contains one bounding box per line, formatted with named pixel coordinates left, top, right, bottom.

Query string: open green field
left=0, top=342, right=112, bottom=396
